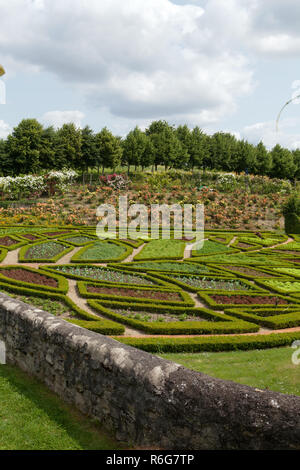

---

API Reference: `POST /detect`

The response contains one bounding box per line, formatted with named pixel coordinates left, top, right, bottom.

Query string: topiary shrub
left=283, top=193, right=300, bottom=234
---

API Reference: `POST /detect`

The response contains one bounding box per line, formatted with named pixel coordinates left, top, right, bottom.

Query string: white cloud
left=0, top=0, right=254, bottom=124
left=41, top=110, right=85, bottom=128
left=239, top=0, right=300, bottom=56
left=242, top=118, right=300, bottom=150
left=0, top=120, right=11, bottom=138
left=3, top=0, right=300, bottom=138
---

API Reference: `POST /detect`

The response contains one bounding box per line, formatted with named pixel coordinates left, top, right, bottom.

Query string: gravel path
left=122, top=242, right=145, bottom=262
left=66, top=279, right=145, bottom=337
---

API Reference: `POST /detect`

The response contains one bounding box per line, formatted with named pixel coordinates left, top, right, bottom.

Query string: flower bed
left=72, top=241, right=131, bottom=263
left=255, top=279, right=300, bottom=294
left=87, top=301, right=258, bottom=335
left=19, top=233, right=44, bottom=241
left=272, top=267, right=300, bottom=278
left=209, top=234, right=234, bottom=245
left=0, top=266, right=68, bottom=293
left=190, top=253, right=292, bottom=266
left=225, top=307, right=300, bottom=329
left=191, top=240, right=238, bottom=257
left=58, top=235, right=97, bottom=246
left=19, top=241, right=73, bottom=262
left=0, top=268, right=58, bottom=287
left=0, top=235, right=26, bottom=251
left=78, top=281, right=194, bottom=306
left=282, top=257, right=300, bottom=264
left=197, top=291, right=297, bottom=309
left=149, top=273, right=259, bottom=293
left=43, top=264, right=168, bottom=287
left=112, top=260, right=223, bottom=275
left=209, top=264, right=286, bottom=279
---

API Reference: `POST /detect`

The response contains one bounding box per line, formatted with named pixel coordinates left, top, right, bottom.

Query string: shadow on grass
left=0, top=364, right=128, bottom=450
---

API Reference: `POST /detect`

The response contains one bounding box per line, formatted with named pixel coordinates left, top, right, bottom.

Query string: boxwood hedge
left=88, top=300, right=259, bottom=335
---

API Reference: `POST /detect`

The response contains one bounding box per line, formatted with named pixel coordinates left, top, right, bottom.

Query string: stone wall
left=0, top=292, right=300, bottom=450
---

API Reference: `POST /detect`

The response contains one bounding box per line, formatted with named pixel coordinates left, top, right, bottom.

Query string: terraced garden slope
left=1, top=226, right=300, bottom=352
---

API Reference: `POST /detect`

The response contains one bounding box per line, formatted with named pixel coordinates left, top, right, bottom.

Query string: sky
left=1, top=0, right=300, bottom=149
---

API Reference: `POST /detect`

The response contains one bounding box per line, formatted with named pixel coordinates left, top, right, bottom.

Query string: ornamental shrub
left=283, top=193, right=300, bottom=234
left=0, top=169, right=77, bottom=200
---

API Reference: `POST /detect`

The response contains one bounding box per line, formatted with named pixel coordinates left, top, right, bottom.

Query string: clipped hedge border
left=186, top=254, right=293, bottom=266
left=0, top=281, right=124, bottom=335
left=260, top=232, right=289, bottom=241
left=208, top=234, right=234, bottom=245
left=191, top=246, right=240, bottom=258
left=57, top=234, right=98, bottom=246
left=230, top=239, right=261, bottom=251
left=290, top=293, right=300, bottom=299
left=18, top=240, right=74, bottom=263
left=262, top=249, right=300, bottom=257
left=0, top=249, right=8, bottom=263
left=0, top=265, right=69, bottom=294
left=197, top=290, right=300, bottom=309
left=259, top=240, right=300, bottom=254
left=87, top=300, right=259, bottom=335
left=254, top=278, right=300, bottom=296
left=237, top=236, right=287, bottom=247
left=0, top=234, right=27, bottom=251
left=271, top=267, right=300, bottom=279
left=280, top=256, right=300, bottom=265
left=147, top=272, right=262, bottom=293
left=41, top=264, right=171, bottom=288
left=71, top=240, right=132, bottom=263
left=77, top=281, right=195, bottom=306
left=110, top=260, right=226, bottom=276
left=114, top=331, right=300, bottom=353
left=116, top=238, right=144, bottom=248
left=225, top=307, right=300, bottom=329
left=17, top=232, right=47, bottom=242
left=39, top=229, right=78, bottom=238
left=98, top=299, right=215, bottom=315
left=67, top=318, right=124, bottom=335
left=206, top=263, right=290, bottom=280
left=290, top=234, right=300, bottom=242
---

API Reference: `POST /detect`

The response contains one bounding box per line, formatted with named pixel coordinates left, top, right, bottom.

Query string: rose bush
left=0, top=169, right=77, bottom=200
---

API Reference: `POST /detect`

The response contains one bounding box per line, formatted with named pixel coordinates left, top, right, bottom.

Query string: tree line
left=0, top=118, right=299, bottom=180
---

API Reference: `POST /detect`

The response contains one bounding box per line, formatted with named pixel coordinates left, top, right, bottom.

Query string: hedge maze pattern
left=1, top=226, right=300, bottom=352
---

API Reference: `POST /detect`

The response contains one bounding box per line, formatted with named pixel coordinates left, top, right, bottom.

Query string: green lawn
left=0, top=364, right=127, bottom=450
left=134, top=239, right=185, bottom=260
left=160, top=347, right=300, bottom=396
left=76, top=241, right=127, bottom=261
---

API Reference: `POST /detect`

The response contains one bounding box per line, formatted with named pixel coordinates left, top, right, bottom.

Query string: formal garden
left=1, top=224, right=300, bottom=358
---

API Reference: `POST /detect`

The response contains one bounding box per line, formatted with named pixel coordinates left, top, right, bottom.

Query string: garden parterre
left=0, top=226, right=300, bottom=351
